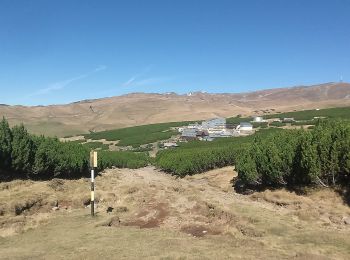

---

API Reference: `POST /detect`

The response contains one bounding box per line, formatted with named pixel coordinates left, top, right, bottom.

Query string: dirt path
left=0, top=166, right=350, bottom=259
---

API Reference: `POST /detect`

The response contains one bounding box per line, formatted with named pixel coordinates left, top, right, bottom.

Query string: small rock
left=106, top=206, right=114, bottom=213
left=107, top=216, right=121, bottom=227
left=116, top=206, right=128, bottom=213
left=82, top=198, right=91, bottom=206
left=52, top=206, right=59, bottom=211
left=343, top=217, right=350, bottom=225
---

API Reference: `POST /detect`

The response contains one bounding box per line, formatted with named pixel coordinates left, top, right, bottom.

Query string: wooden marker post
left=90, top=151, right=98, bottom=216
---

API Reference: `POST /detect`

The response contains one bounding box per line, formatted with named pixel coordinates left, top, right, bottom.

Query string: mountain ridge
left=1, top=82, right=349, bottom=137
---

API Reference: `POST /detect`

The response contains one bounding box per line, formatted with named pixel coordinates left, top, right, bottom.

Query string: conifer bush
left=0, top=118, right=148, bottom=180
left=235, top=120, right=350, bottom=189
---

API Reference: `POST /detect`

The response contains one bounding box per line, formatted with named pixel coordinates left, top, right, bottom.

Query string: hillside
left=1, top=82, right=350, bottom=136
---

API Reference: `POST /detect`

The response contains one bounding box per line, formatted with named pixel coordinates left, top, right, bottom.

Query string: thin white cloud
left=30, top=74, right=88, bottom=96
left=28, top=65, right=107, bottom=97
left=122, top=65, right=153, bottom=87
left=122, top=76, right=137, bottom=87
left=94, top=65, right=107, bottom=72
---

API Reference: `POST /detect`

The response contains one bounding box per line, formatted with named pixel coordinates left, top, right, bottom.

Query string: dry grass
left=249, top=188, right=350, bottom=227
left=0, top=166, right=350, bottom=259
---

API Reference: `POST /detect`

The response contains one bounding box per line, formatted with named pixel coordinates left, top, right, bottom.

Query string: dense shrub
left=235, top=120, right=350, bottom=189
left=11, top=125, right=36, bottom=173
left=33, top=138, right=89, bottom=178
left=155, top=128, right=282, bottom=177
left=269, top=121, right=285, bottom=127
left=0, top=118, right=149, bottom=180
left=83, top=142, right=109, bottom=150
left=98, top=151, right=150, bottom=170
left=0, top=118, right=91, bottom=179
left=251, top=122, right=268, bottom=128
left=84, top=121, right=192, bottom=147
left=0, top=118, right=12, bottom=170
left=291, top=120, right=316, bottom=126
left=156, top=146, right=238, bottom=177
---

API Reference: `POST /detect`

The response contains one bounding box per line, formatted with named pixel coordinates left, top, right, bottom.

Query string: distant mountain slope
left=1, top=82, right=349, bottom=136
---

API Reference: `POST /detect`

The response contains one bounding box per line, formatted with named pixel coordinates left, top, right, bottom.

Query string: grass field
left=24, top=121, right=83, bottom=137
left=84, top=121, right=194, bottom=147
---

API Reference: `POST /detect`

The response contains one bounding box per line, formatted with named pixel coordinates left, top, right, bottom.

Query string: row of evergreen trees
left=235, top=120, right=350, bottom=189
left=0, top=118, right=89, bottom=179
left=155, top=145, right=238, bottom=177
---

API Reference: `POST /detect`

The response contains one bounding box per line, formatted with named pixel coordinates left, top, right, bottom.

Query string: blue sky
left=0, top=0, right=349, bottom=105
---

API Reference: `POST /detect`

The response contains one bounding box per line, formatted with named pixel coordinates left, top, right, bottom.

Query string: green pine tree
left=0, top=117, right=12, bottom=171
left=11, top=124, right=35, bottom=175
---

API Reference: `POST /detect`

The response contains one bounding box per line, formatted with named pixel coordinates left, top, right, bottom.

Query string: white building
left=252, top=116, right=264, bottom=122
left=237, top=122, right=253, bottom=131
left=187, top=123, right=200, bottom=129
left=201, top=117, right=226, bottom=130
left=163, top=142, right=178, bottom=148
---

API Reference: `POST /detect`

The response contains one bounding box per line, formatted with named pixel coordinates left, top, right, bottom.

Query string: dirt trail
left=0, top=166, right=350, bottom=259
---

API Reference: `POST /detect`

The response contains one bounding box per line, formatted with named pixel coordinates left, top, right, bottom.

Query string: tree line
left=235, top=120, right=350, bottom=190
left=0, top=118, right=153, bottom=180
left=0, top=118, right=89, bottom=179
left=97, top=150, right=150, bottom=170
left=2, top=115, right=349, bottom=190
left=154, top=129, right=279, bottom=177
left=155, top=145, right=239, bottom=177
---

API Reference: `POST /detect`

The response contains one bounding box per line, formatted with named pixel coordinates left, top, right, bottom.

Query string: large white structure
left=180, top=117, right=253, bottom=140
left=201, top=117, right=226, bottom=130
left=237, top=122, right=253, bottom=131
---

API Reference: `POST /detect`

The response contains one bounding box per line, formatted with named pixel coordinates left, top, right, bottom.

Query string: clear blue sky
left=1, top=0, right=349, bottom=105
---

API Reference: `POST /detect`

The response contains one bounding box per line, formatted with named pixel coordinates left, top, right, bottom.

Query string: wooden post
left=90, top=151, right=98, bottom=216
left=91, top=167, right=95, bottom=216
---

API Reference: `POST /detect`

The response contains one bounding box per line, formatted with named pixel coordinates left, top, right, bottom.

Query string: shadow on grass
left=0, top=169, right=92, bottom=182
left=335, top=185, right=350, bottom=207
left=232, top=176, right=350, bottom=207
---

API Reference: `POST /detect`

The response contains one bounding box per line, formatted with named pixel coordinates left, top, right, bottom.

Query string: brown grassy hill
left=1, top=82, right=350, bottom=136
